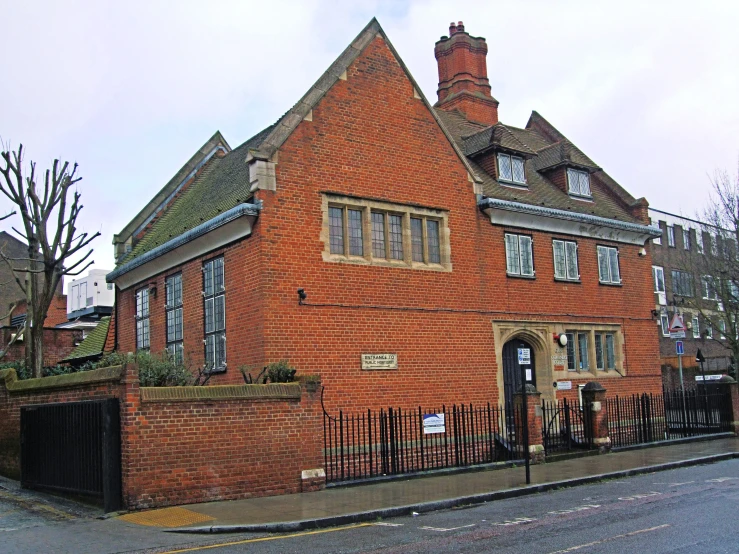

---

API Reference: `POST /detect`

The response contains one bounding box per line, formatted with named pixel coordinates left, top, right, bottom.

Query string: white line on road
left=419, top=524, right=476, bottom=532
left=374, top=522, right=404, bottom=527
left=548, top=504, right=600, bottom=515
left=706, top=477, right=739, bottom=483
left=548, top=524, right=671, bottom=553
left=491, top=517, right=537, bottom=526
left=653, top=481, right=695, bottom=486
left=618, top=491, right=661, bottom=501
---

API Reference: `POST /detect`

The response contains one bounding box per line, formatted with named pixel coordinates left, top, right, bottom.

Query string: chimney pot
left=457, top=21, right=465, bottom=32
left=449, top=22, right=457, bottom=35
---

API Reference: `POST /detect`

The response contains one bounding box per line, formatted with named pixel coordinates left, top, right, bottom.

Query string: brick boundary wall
left=0, top=365, right=324, bottom=510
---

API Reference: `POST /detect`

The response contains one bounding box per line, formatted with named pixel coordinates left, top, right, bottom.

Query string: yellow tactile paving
left=119, top=506, right=216, bottom=528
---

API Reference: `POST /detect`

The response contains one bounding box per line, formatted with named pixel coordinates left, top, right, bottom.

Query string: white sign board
left=518, top=348, right=531, bottom=365
left=557, top=381, right=573, bottom=390
left=525, top=369, right=532, bottom=381
left=695, top=374, right=723, bottom=381
left=361, top=353, right=398, bottom=370
left=423, top=413, right=446, bottom=434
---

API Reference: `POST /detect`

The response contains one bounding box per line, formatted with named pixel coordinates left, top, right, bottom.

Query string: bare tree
left=675, top=167, right=739, bottom=379
left=0, top=144, right=99, bottom=377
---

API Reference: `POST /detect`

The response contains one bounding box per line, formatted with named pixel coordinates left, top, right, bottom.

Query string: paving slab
left=111, top=436, right=739, bottom=534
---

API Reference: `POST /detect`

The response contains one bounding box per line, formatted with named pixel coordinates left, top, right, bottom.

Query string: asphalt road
left=2, top=459, right=738, bottom=553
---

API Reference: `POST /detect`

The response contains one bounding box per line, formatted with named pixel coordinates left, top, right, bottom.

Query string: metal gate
left=542, top=398, right=593, bottom=454
left=21, top=398, right=122, bottom=512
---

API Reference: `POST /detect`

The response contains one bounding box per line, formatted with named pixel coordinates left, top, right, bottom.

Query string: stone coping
left=140, top=383, right=302, bottom=403
left=0, top=365, right=123, bottom=394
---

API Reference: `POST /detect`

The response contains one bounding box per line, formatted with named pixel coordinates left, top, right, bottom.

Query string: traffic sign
left=676, top=341, right=684, bottom=355
left=669, top=313, right=686, bottom=339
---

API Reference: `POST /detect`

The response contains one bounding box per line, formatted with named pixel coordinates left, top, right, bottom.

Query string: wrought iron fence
left=606, top=389, right=733, bottom=448
left=322, top=394, right=520, bottom=483
left=542, top=398, right=593, bottom=454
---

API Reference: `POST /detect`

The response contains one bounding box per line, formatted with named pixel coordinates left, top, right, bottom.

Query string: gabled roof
left=113, top=131, right=231, bottom=255
left=120, top=126, right=272, bottom=264
left=531, top=140, right=600, bottom=172
left=62, top=317, right=110, bottom=363
left=462, top=123, right=537, bottom=157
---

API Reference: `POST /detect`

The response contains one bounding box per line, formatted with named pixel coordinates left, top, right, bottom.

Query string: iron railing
left=542, top=398, right=593, bottom=454
left=606, top=389, right=733, bottom=448
left=322, top=394, right=520, bottom=483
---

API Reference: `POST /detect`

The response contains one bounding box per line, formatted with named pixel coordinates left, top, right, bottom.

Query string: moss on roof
left=121, top=126, right=273, bottom=264
left=63, top=317, right=110, bottom=362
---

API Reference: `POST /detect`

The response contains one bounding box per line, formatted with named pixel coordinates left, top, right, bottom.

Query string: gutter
left=478, top=197, right=662, bottom=237
left=107, top=202, right=261, bottom=283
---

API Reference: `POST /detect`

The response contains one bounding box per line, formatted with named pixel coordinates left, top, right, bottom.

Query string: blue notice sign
left=676, top=341, right=684, bottom=355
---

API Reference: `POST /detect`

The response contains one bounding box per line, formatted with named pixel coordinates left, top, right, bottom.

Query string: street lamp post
left=696, top=348, right=710, bottom=429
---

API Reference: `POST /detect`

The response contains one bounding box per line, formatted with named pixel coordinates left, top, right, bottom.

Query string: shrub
left=266, top=361, right=297, bottom=383
left=134, top=351, right=192, bottom=387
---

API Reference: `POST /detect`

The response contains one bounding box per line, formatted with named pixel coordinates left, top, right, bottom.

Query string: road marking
left=158, top=523, right=373, bottom=553
left=419, top=524, right=476, bottom=532
left=706, top=477, right=739, bottom=483
left=548, top=524, right=671, bottom=553
left=548, top=504, right=600, bottom=515
left=492, top=517, right=537, bottom=526
left=653, top=481, right=694, bottom=486
left=374, top=522, right=404, bottom=527
left=618, top=491, right=661, bottom=501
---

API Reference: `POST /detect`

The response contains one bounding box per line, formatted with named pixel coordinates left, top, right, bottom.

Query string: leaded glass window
left=497, top=152, right=526, bottom=185
left=567, top=168, right=591, bottom=197
left=348, top=209, right=363, bottom=256
left=595, top=334, right=604, bottom=370
left=411, top=217, right=424, bottom=262
left=597, top=246, right=620, bottom=284
left=203, top=257, right=226, bottom=371
left=329, top=207, right=344, bottom=255
left=505, top=233, right=534, bottom=277
left=135, top=287, right=150, bottom=350
left=371, top=212, right=386, bottom=258
left=566, top=332, right=576, bottom=371
left=605, top=334, right=615, bottom=370
left=389, top=214, right=403, bottom=260
left=553, top=239, right=579, bottom=280
left=578, top=332, right=589, bottom=370
left=166, top=273, right=183, bottom=364
left=427, top=220, right=441, bottom=264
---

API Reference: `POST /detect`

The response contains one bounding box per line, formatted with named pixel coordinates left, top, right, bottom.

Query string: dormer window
left=567, top=168, right=591, bottom=197
left=497, top=153, right=526, bottom=185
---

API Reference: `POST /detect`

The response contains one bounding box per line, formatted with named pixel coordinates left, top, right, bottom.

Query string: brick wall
left=1, top=327, right=83, bottom=367
left=114, top=35, right=662, bottom=414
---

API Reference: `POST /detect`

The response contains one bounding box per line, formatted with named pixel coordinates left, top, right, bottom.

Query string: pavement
left=112, top=434, right=739, bottom=534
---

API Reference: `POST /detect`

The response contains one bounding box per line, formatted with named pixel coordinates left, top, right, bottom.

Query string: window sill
left=205, top=366, right=227, bottom=375
left=498, top=179, right=528, bottom=189
left=599, top=281, right=623, bottom=287
left=507, top=272, right=536, bottom=280
left=568, top=193, right=593, bottom=202
left=323, top=252, right=451, bottom=272
left=554, top=277, right=581, bottom=284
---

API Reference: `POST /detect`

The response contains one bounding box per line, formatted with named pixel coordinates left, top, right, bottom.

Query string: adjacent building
left=107, top=20, right=662, bottom=411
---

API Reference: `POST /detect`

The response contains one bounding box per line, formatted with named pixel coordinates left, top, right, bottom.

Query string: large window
left=505, top=233, right=534, bottom=277
left=565, top=331, right=590, bottom=371
left=135, top=287, right=150, bottom=350
left=671, top=270, right=694, bottom=297
left=324, top=197, right=448, bottom=269
left=553, top=240, right=579, bottom=281
left=597, top=246, right=621, bottom=284
left=497, top=153, right=526, bottom=185
left=683, top=227, right=691, bottom=250
left=702, top=275, right=718, bottom=301
left=165, top=273, right=183, bottom=364
left=203, top=257, right=226, bottom=371
left=567, top=168, right=591, bottom=197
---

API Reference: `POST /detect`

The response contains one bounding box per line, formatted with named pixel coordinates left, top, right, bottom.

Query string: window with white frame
left=683, top=227, right=691, bottom=250
left=505, top=233, right=534, bottom=277
left=666, top=226, right=675, bottom=247
left=165, top=273, right=183, bottom=364
left=692, top=315, right=700, bottom=339
left=650, top=219, right=662, bottom=245
left=653, top=266, right=665, bottom=293
left=705, top=320, right=713, bottom=339
left=566, top=168, right=591, bottom=197
left=552, top=240, right=579, bottom=281
left=497, top=152, right=526, bottom=185
left=565, top=331, right=591, bottom=371
left=595, top=333, right=616, bottom=371
left=203, top=257, right=226, bottom=371
left=325, top=197, right=448, bottom=269
left=660, top=312, right=670, bottom=336
left=135, top=287, right=150, bottom=350
left=702, top=275, right=718, bottom=301
left=597, top=246, right=621, bottom=284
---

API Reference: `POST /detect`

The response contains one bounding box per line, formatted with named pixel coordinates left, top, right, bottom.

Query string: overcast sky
left=1, top=0, right=737, bottom=274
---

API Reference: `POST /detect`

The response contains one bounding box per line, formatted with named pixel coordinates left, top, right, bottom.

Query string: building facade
left=648, top=208, right=734, bottom=385
left=108, top=20, right=662, bottom=412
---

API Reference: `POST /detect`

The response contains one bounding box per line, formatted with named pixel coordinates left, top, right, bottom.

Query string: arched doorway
left=502, top=338, right=537, bottom=411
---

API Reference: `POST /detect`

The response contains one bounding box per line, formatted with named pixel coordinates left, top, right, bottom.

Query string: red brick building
left=108, top=19, right=662, bottom=412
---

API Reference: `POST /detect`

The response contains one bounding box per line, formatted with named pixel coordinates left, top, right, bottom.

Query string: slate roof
left=121, top=126, right=273, bottom=264
left=436, top=109, right=642, bottom=224
left=62, top=317, right=110, bottom=362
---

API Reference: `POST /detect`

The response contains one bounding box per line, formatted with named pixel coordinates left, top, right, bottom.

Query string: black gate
left=542, top=398, right=593, bottom=454
left=21, top=398, right=121, bottom=512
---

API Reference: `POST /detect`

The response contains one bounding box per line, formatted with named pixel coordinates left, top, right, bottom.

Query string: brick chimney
left=434, top=22, right=498, bottom=126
